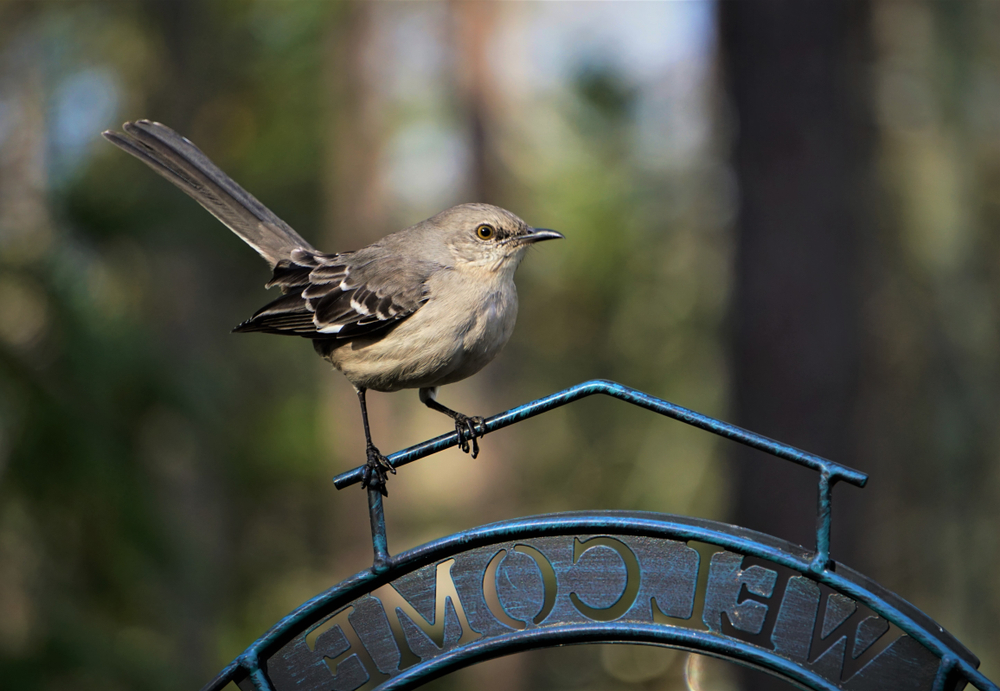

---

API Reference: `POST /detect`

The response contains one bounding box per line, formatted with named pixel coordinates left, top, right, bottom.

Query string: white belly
left=324, top=270, right=518, bottom=392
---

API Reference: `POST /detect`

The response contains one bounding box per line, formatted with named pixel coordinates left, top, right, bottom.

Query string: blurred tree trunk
left=0, top=10, right=51, bottom=269
left=720, top=0, right=874, bottom=594
left=143, top=0, right=201, bottom=127
left=320, top=1, right=394, bottom=576
left=131, top=2, right=231, bottom=684
left=442, top=8, right=529, bottom=690
left=451, top=0, right=500, bottom=204
left=324, top=2, right=385, bottom=249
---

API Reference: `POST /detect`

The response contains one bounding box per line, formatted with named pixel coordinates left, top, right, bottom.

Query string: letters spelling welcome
left=264, top=535, right=922, bottom=691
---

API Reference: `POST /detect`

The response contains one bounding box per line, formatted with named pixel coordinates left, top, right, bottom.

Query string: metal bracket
left=333, top=379, right=867, bottom=574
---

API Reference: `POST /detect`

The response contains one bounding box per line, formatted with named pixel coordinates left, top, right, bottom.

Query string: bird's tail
left=102, top=120, right=315, bottom=267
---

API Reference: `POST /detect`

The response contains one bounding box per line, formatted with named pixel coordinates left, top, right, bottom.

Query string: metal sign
left=201, top=380, right=998, bottom=691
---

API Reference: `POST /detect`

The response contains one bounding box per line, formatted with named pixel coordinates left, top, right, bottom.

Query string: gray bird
left=102, top=120, right=562, bottom=494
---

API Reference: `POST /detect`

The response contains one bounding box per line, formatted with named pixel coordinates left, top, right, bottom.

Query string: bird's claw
left=361, top=443, right=395, bottom=496
left=455, top=415, right=487, bottom=458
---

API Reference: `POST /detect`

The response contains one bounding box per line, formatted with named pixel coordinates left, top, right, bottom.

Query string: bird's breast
left=454, top=286, right=518, bottom=372
left=323, top=271, right=519, bottom=392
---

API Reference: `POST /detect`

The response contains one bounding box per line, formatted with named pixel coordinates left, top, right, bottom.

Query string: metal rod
left=333, top=380, right=868, bottom=490
left=367, top=487, right=391, bottom=573
left=247, top=668, right=276, bottom=691
left=933, top=655, right=958, bottom=691
left=379, top=624, right=845, bottom=691
left=811, top=470, right=833, bottom=573
left=237, top=651, right=276, bottom=691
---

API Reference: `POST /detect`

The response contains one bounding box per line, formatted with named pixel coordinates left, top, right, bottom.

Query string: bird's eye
left=476, top=224, right=495, bottom=240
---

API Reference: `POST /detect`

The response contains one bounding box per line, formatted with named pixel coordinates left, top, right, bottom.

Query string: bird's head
left=429, top=203, right=563, bottom=272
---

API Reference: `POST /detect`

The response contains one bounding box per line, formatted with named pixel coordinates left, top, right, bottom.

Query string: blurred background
left=0, top=1, right=998, bottom=689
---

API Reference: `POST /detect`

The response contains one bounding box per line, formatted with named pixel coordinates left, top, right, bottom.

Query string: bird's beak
left=521, top=228, right=565, bottom=244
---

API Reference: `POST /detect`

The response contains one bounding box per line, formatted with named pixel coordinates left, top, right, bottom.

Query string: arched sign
left=200, top=381, right=997, bottom=691
left=206, top=514, right=988, bottom=691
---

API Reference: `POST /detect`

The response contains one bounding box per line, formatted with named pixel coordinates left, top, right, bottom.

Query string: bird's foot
left=454, top=415, right=487, bottom=458
left=361, top=443, right=395, bottom=496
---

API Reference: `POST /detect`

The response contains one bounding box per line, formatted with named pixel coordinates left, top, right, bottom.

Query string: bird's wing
left=102, top=120, right=314, bottom=267
left=234, top=248, right=443, bottom=339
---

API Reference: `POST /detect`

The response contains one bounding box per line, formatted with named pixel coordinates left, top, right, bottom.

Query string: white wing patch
left=349, top=297, right=370, bottom=316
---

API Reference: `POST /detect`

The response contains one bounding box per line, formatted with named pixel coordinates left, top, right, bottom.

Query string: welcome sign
left=227, top=513, right=971, bottom=691
left=208, top=381, right=994, bottom=691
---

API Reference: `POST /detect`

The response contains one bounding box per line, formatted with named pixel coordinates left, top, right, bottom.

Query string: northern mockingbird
left=103, top=120, right=562, bottom=494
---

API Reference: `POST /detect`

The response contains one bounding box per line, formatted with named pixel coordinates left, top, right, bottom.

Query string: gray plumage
left=102, top=120, right=312, bottom=267
left=103, top=120, right=562, bottom=493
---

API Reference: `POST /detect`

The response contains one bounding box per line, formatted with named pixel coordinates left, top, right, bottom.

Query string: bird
left=102, top=120, right=562, bottom=495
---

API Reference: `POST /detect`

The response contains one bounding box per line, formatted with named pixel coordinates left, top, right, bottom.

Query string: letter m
left=374, top=559, right=481, bottom=670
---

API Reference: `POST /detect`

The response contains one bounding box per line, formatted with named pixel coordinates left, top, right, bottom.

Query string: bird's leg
left=356, top=387, right=395, bottom=496
left=419, top=387, right=487, bottom=458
